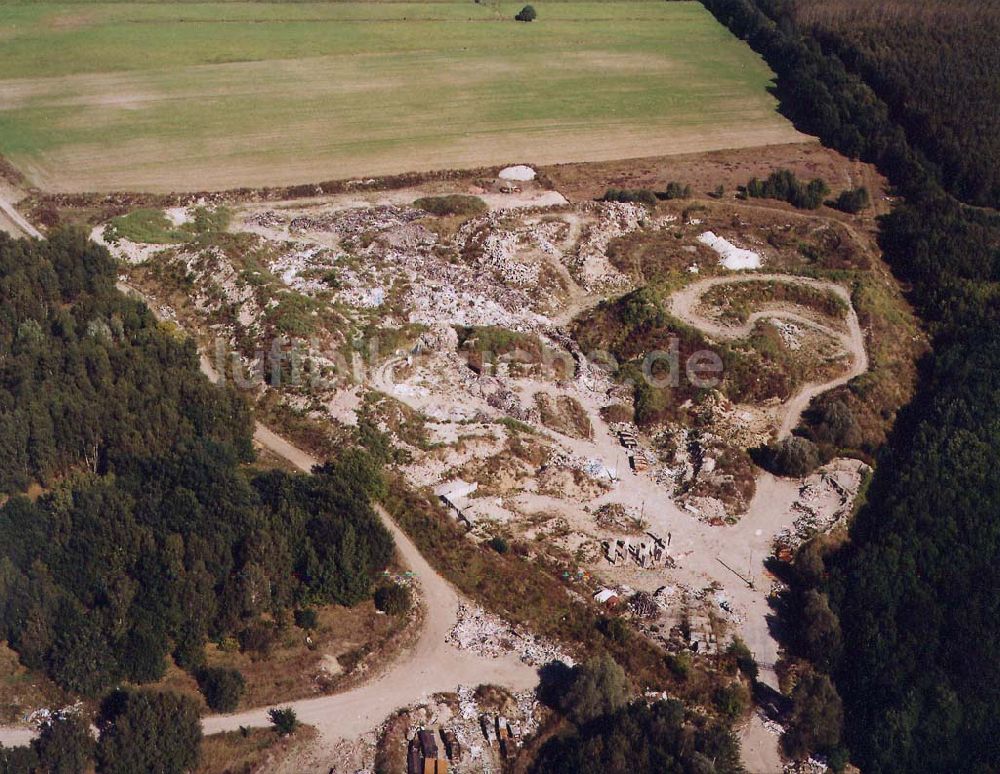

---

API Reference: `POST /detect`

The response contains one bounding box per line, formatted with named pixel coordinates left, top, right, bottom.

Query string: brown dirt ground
left=541, top=142, right=887, bottom=209
left=197, top=725, right=319, bottom=774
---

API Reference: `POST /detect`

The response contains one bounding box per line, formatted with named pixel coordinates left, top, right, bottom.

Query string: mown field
left=0, top=1, right=804, bottom=192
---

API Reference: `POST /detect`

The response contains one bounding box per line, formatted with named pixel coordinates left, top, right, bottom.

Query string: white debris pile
left=498, top=165, right=536, bottom=182
left=547, top=450, right=616, bottom=482
left=774, top=460, right=869, bottom=553
left=784, top=757, right=829, bottom=774
left=90, top=225, right=165, bottom=265
left=244, top=210, right=285, bottom=230
left=164, top=206, right=191, bottom=227
left=268, top=244, right=330, bottom=294
left=446, top=604, right=572, bottom=667
left=568, top=203, right=645, bottom=291
left=697, top=231, right=763, bottom=270
left=694, top=392, right=773, bottom=449
left=479, top=230, right=540, bottom=287
left=290, top=204, right=424, bottom=238
left=25, top=701, right=85, bottom=727
left=772, top=319, right=803, bottom=350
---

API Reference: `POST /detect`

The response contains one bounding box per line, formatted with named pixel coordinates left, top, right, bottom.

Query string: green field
left=0, top=1, right=803, bottom=192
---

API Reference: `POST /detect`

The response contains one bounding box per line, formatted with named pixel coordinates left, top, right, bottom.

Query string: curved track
left=668, top=273, right=867, bottom=438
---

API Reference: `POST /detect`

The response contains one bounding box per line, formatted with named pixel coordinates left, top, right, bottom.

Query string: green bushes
left=413, top=195, right=488, bottom=217
left=558, top=654, right=629, bottom=725
left=197, top=667, right=245, bottom=712
left=744, top=170, right=829, bottom=209
left=515, top=4, right=537, bottom=22
left=831, top=187, right=870, bottom=214
left=660, top=181, right=692, bottom=200
left=294, top=608, right=318, bottom=630
left=600, top=188, right=658, bottom=207
left=768, top=436, right=821, bottom=477
left=487, top=535, right=510, bottom=554
left=373, top=583, right=412, bottom=616
left=96, top=690, right=202, bottom=774
left=533, top=697, right=741, bottom=773
left=268, top=707, right=298, bottom=736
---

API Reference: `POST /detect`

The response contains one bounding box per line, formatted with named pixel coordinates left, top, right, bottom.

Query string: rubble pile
left=772, top=319, right=803, bottom=350
left=693, top=392, right=773, bottom=450
left=469, top=226, right=540, bottom=287
left=446, top=604, right=572, bottom=667
left=774, top=461, right=869, bottom=553
left=291, top=204, right=424, bottom=238
left=567, top=202, right=645, bottom=291
left=485, top=386, right=536, bottom=422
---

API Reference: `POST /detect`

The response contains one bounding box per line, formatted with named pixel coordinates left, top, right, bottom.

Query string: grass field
left=0, top=1, right=805, bottom=192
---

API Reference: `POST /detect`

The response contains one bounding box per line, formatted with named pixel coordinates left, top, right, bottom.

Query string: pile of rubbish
left=774, top=462, right=869, bottom=554
left=566, top=202, right=644, bottom=291
left=446, top=604, right=572, bottom=667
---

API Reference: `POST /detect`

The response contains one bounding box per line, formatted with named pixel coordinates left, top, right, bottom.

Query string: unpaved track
left=0, top=186, right=41, bottom=239
left=0, top=283, right=538, bottom=750
left=668, top=273, right=868, bottom=438
left=208, top=425, right=538, bottom=741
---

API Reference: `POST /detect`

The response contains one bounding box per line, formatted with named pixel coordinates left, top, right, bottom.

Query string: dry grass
left=199, top=601, right=413, bottom=710
left=197, top=725, right=318, bottom=774
left=0, top=1, right=803, bottom=192
left=534, top=393, right=594, bottom=440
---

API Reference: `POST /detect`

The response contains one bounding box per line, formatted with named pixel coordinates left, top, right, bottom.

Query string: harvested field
left=0, top=1, right=804, bottom=192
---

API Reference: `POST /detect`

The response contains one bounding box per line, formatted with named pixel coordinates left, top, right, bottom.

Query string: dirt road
left=0, top=282, right=538, bottom=751
left=668, top=273, right=868, bottom=438
left=205, top=424, right=538, bottom=740
left=0, top=184, right=41, bottom=239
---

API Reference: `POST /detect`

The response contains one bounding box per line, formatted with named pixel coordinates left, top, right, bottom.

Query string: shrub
left=373, top=583, right=412, bottom=616
left=727, top=637, right=759, bottom=682
left=714, top=682, right=748, bottom=720
left=237, top=621, right=275, bottom=658
left=600, top=188, right=658, bottom=207
left=598, top=616, right=630, bottom=644
left=196, top=667, right=245, bottom=713
left=515, top=4, right=537, bottom=21
left=487, top=535, right=510, bottom=554
left=831, top=187, right=871, bottom=214
left=745, top=170, right=829, bottom=209
left=770, top=436, right=821, bottom=477
left=294, top=608, right=318, bottom=630
left=659, top=181, right=692, bottom=200
left=413, top=195, right=488, bottom=217
left=268, top=707, right=298, bottom=736
left=559, top=654, right=630, bottom=725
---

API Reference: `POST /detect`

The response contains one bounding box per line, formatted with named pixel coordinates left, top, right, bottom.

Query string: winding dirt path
left=0, top=283, right=538, bottom=751
left=668, top=273, right=868, bottom=438
left=208, top=426, right=538, bottom=741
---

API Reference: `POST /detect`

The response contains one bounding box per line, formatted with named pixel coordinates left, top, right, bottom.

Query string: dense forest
left=792, top=0, right=1000, bottom=208
left=700, top=0, right=1000, bottom=771
left=0, top=231, right=393, bottom=698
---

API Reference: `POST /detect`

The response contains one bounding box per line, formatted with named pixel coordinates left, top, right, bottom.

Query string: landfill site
left=97, top=158, right=893, bottom=771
